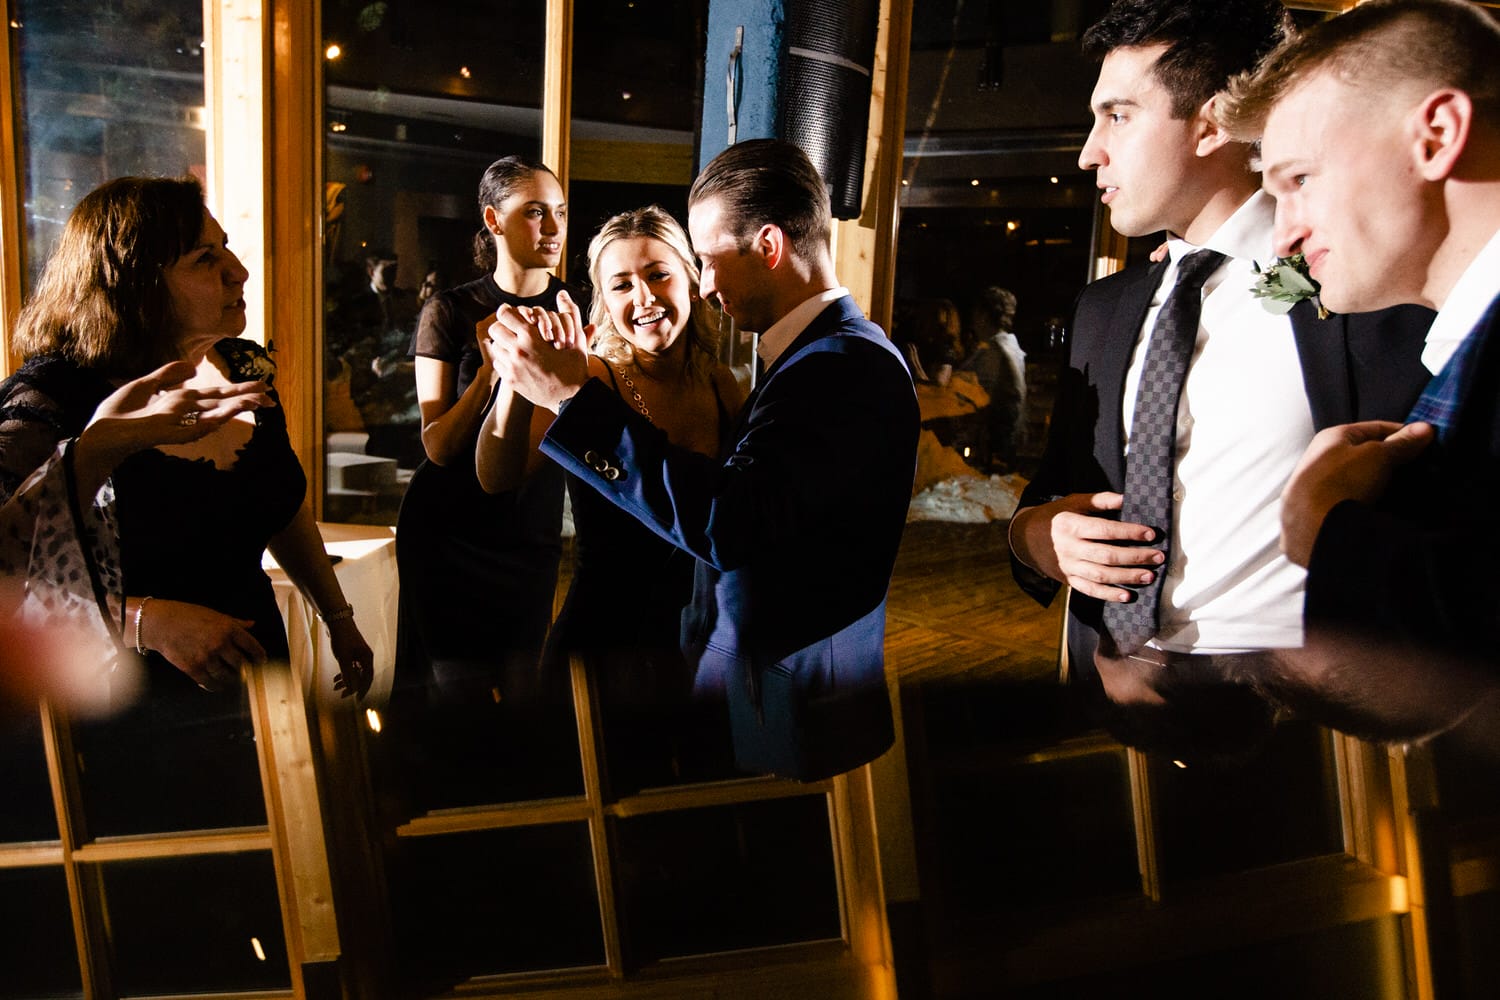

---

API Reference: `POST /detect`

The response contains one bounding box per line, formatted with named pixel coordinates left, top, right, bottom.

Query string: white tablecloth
left=263, top=523, right=398, bottom=708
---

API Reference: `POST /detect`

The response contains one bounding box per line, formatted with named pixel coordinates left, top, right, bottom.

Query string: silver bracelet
left=317, top=603, right=355, bottom=624
left=134, top=596, right=154, bottom=654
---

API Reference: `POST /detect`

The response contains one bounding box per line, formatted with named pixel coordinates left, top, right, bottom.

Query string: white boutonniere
left=1251, top=253, right=1328, bottom=319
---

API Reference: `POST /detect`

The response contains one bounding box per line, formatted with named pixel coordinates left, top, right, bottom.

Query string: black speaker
left=781, top=1, right=880, bottom=219
left=699, top=0, right=880, bottom=220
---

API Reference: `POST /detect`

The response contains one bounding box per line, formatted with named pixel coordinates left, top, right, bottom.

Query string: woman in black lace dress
left=0, top=176, right=371, bottom=832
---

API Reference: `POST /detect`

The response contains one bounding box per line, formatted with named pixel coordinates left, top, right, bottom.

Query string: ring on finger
left=178, top=410, right=199, bottom=426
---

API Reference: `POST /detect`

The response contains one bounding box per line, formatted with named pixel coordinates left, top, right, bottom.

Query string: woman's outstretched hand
left=84, top=360, right=270, bottom=452
left=73, top=362, right=272, bottom=501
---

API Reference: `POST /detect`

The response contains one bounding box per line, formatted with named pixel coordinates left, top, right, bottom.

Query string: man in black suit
left=1008, top=0, right=1432, bottom=730
left=487, top=140, right=920, bottom=780
left=1214, top=0, right=1500, bottom=727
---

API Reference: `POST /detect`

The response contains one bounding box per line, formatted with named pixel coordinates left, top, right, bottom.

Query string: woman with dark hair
left=392, top=155, right=581, bottom=806
left=476, top=205, right=744, bottom=787
left=0, top=175, right=372, bottom=831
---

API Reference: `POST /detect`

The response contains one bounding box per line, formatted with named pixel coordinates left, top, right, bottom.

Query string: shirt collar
left=1164, top=189, right=1275, bottom=266
left=756, top=286, right=850, bottom=369
left=1422, top=226, right=1500, bottom=374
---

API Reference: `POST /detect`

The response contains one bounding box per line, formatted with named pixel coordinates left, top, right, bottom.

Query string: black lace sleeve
left=0, top=377, right=72, bottom=505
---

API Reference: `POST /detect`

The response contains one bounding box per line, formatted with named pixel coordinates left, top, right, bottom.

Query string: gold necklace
left=611, top=362, right=653, bottom=422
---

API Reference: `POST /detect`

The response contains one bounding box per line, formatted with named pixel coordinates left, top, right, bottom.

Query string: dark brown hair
left=1081, top=0, right=1292, bottom=119
left=472, top=154, right=558, bottom=271
left=687, top=139, right=831, bottom=264
left=14, top=176, right=207, bottom=376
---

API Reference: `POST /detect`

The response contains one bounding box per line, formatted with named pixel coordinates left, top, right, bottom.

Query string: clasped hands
left=482, top=289, right=592, bottom=413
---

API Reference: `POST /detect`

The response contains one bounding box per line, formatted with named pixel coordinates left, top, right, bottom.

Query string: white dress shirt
left=1121, top=191, right=1313, bottom=653
left=757, top=286, right=850, bottom=370
left=1421, top=226, right=1500, bottom=375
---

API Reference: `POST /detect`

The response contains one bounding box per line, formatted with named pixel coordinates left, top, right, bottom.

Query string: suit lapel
left=1098, top=260, right=1169, bottom=486
left=728, top=297, right=851, bottom=444
left=1289, top=298, right=1352, bottom=428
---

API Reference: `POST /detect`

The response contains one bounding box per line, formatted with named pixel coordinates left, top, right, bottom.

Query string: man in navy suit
left=1214, top=0, right=1500, bottom=720
left=1008, top=0, right=1432, bottom=740
left=488, top=139, right=919, bottom=780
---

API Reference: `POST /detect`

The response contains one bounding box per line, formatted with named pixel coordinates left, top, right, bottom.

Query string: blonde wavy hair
left=586, top=205, right=722, bottom=379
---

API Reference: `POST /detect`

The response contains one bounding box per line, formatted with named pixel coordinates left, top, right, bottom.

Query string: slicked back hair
left=687, top=139, right=831, bottom=265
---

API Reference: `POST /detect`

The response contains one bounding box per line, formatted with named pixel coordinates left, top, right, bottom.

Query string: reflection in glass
left=12, top=0, right=205, bottom=290
left=321, top=1, right=547, bottom=523
left=615, top=796, right=841, bottom=962
left=0, top=866, right=80, bottom=999
left=891, top=2, right=1383, bottom=993
left=100, top=853, right=290, bottom=995
left=70, top=686, right=266, bottom=838
left=0, top=710, right=58, bottom=843
left=565, top=0, right=706, bottom=278
left=904, top=678, right=1139, bottom=928
left=1151, top=721, right=1343, bottom=885
left=391, top=823, right=603, bottom=987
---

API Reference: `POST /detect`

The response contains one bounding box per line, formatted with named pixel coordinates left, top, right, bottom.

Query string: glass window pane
left=321, top=0, right=547, bottom=522
left=0, top=709, right=58, bottom=843
left=98, top=852, right=290, bottom=995
left=12, top=0, right=205, bottom=290
left=71, top=681, right=265, bottom=838
left=1152, top=720, right=1344, bottom=885
left=615, top=796, right=841, bottom=961
left=918, top=681, right=1141, bottom=918
left=565, top=0, right=705, bottom=274
left=374, top=691, right=583, bottom=812
left=389, top=823, right=603, bottom=987
left=0, top=866, right=81, bottom=999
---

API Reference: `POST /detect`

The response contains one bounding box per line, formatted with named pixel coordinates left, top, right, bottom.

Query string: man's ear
left=1411, top=88, right=1471, bottom=182
left=482, top=203, right=502, bottom=235
left=1193, top=93, right=1237, bottom=158
left=753, top=223, right=786, bottom=269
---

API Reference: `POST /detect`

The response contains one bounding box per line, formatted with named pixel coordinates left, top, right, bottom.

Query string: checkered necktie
left=1102, top=249, right=1225, bottom=654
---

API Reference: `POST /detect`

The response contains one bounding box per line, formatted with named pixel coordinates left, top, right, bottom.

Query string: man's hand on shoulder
left=1011, top=491, right=1164, bottom=602
left=1281, top=420, right=1434, bottom=567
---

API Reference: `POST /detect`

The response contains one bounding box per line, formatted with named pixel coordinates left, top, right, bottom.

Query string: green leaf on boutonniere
left=1251, top=253, right=1329, bottom=319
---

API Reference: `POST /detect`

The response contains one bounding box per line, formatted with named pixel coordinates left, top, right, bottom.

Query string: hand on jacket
left=1011, top=491, right=1163, bottom=602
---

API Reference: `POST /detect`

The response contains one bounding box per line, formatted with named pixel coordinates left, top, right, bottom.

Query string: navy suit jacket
left=1305, top=291, right=1500, bottom=667
left=542, top=295, right=920, bottom=780
left=1013, top=259, right=1434, bottom=670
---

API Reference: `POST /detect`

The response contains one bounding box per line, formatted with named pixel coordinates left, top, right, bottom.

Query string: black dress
left=0, top=340, right=305, bottom=835
left=391, top=274, right=576, bottom=807
left=542, top=365, right=738, bottom=792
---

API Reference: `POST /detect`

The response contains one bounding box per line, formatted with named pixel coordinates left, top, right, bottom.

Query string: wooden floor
left=884, top=519, right=1064, bottom=687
